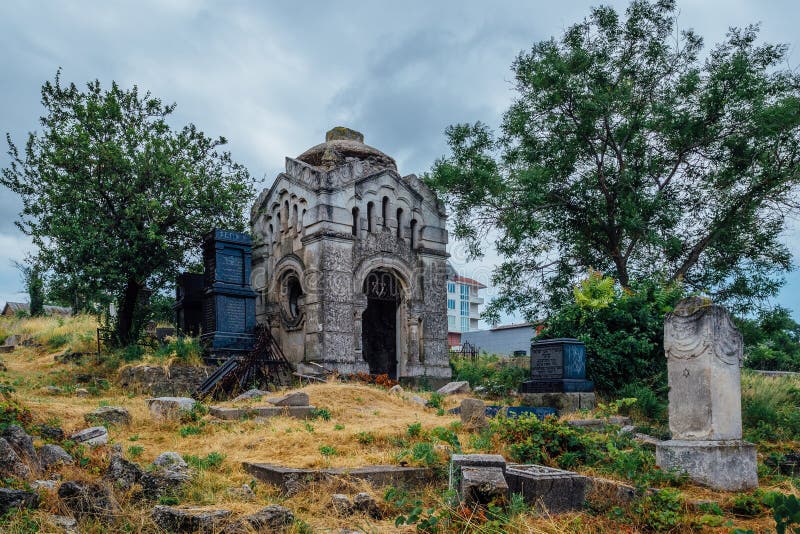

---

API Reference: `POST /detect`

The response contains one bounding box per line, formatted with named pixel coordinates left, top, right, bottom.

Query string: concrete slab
left=506, top=464, right=588, bottom=514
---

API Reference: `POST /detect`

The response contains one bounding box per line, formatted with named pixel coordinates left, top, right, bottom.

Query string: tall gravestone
left=656, top=297, right=757, bottom=490
left=519, top=338, right=595, bottom=413
left=200, top=229, right=257, bottom=361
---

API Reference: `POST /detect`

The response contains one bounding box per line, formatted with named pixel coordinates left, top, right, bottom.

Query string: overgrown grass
left=450, top=354, right=529, bottom=397
left=3, top=314, right=98, bottom=354
left=741, top=371, right=800, bottom=442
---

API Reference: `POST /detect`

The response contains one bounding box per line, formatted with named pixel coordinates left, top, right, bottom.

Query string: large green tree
left=429, top=0, right=800, bottom=320
left=3, top=72, right=254, bottom=344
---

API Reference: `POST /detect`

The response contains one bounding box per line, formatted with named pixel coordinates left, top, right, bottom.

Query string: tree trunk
left=115, top=278, right=141, bottom=345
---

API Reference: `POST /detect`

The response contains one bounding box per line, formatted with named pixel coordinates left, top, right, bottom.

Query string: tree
left=3, top=71, right=254, bottom=344
left=428, top=0, right=800, bottom=320
left=16, top=262, right=44, bottom=316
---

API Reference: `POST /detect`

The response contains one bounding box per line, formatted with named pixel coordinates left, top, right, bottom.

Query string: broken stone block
left=69, top=426, right=108, bottom=447
left=410, top=395, right=427, bottom=406
left=225, top=484, right=255, bottom=500
left=505, top=464, right=587, bottom=514
left=222, top=505, right=294, bottom=533
left=0, top=437, right=32, bottom=479
left=151, top=505, right=231, bottom=533
left=460, top=398, right=487, bottom=431
left=389, top=384, right=403, bottom=394
left=437, top=381, right=471, bottom=396
left=266, top=391, right=309, bottom=406
left=232, top=389, right=270, bottom=402
left=84, top=406, right=132, bottom=426
left=0, top=488, right=39, bottom=515
left=38, top=444, right=74, bottom=470
left=353, top=492, right=382, bottom=518
left=147, top=397, right=197, bottom=421
left=152, top=451, right=188, bottom=471
left=460, top=466, right=508, bottom=506
left=58, top=481, right=121, bottom=524
left=2, top=425, right=37, bottom=466
left=104, top=453, right=142, bottom=491
left=47, top=514, right=78, bottom=533
left=450, top=454, right=507, bottom=491
left=75, top=388, right=89, bottom=397
left=331, top=493, right=353, bottom=515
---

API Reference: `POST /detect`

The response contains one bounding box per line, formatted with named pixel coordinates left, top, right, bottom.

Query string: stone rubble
left=147, top=397, right=197, bottom=421
left=436, top=381, right=471, bottom=396
left=69, top=426, right=109, bottom=447
left=84, top=406, right=132, bottom=426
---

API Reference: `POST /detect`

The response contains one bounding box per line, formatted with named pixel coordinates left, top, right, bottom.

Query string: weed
left=319, top=445, right=338, bottom=457
left=311, top=407, right=331, bottom=421
left=727, top=492, right=765, bottom=517
left=127, top=445, right=144, bottom=459
left=333, top=424, right=345, bottom=430
left=407, top=422, right=422, bottom=438
left=179, top=424, right=204, bottom=438
left=356, top=431, right=375, bottom=444
left=183, top=452, right=225, bottom=470
left=427, top=392, right=444, bottom=409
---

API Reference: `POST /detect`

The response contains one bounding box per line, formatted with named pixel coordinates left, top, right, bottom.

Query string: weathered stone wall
left=118, top=365, right=213, bottom=397
left=250, top=128, right=450, bottom=380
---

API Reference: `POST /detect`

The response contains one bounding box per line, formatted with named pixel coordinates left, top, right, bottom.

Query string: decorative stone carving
left=656, top=297, right=757, bottom=490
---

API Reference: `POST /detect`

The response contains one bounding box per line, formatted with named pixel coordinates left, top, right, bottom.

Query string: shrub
left=741, top=372, right=800, bottom=442
left=450, top=354, right=528, bottom=397
left=183, top=452, right=225, bottom=470
left=739, top=307, right=800, bottom=372
left=154, top=337, right=202, bottom=365
left=319, top=445, right=338, bottom=457
left=356, top=431, right=375, bottom=444
left=406, top=422, right=422, bottom=438
left=427, top=392, right=444, bottom=410
left=542, top=273, right=684, bottom=395
left=310, top=408, right=331, bottom=421
left=634, top=488, right=685, bottom=532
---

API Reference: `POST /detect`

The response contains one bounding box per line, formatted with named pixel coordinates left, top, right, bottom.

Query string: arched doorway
left=361, top=269, right=401, bottom=378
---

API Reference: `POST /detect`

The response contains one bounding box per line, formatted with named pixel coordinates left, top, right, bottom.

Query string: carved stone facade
left=249, top=127, right=451, bottom=381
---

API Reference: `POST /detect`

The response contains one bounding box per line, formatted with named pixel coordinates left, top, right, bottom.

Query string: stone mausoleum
left=249, top=127, right=451, bottom=383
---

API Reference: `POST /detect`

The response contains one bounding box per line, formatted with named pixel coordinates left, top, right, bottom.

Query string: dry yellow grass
left=0, top=316, right=785, bottom=533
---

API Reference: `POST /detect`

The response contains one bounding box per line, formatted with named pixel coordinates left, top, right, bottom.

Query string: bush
left=741, top=372, right=800, bottom=442
left=154, top=337, right=202, bottom=365
left=451, top=354, right=529, bottom=397
left=542, top=272, right=684, bottom=395
left=739, top=307, right=800, bottom=372
left=183, top=452, right=225, bottom=470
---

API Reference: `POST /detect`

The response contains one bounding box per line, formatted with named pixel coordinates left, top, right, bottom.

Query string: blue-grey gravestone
left=200, top=229, right=256, bottom=360
left=519, top=338, right=593, bottom=393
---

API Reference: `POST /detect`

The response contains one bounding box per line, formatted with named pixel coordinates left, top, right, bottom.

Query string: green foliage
left=410, top=442, right=438, bottom=466
left=633, top=488, right=685, bottom=532
left=18, top=264, right=45, bottom=317
left=450, top=354, right=529, bottom=397
left=127, top=445, right=144, bottom=459
left=318, top=445, right=338, bottom=457
left=544, top=274, right=683, bottom=394
left=179, top=402, right=208, bottom=424
left=429, top=426, right=461, bottom=453
left=183, top=452, right=225, bottom=470
left=727, top=492, right=765, bottom=517
left=407, top=422, right=422, bottom=438
left=428, top=0, right=800, bottom=318
left=153, top=337, right=202, bottom=365
left=2, top=70, right=255, bottom=344
left=763, top=491, right=800, bottom=534
left=739, top=307, right=800, bottom=372
left=179, top=424, right=204, bottom=437
left=427, top=392, right=444, bottom=410
left=0, top=390, right=33, bottom=432
left=356, top=431, right=375, bottom=445
left=310, top=407, right=331, bottom=421
left=741, top=372, right=800, bottom=442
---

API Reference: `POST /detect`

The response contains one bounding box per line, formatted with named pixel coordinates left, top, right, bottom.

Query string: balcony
left=469, top=296, right=484, bottom=304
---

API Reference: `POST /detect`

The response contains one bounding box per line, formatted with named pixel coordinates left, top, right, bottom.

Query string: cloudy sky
left=1, top=0, right=798, bottom=321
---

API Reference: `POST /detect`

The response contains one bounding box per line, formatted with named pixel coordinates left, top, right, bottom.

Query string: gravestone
left=519, top=338, right=595, bottom=412
left=200, top=229, right=257, bottom=361
left=655, top=297, right=757, bottom=490
left=174, top=273, right=204, bottom=337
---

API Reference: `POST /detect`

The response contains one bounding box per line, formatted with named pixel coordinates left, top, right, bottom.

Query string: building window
left=460, top=284, right=469, bottom=299
left=461, top=317, right=470, bottom=332
left=382, top=196, right=389, bottom=229
left=367, top=202, right=374, bottom=232
left=447, top=282, right=455, bottom=293
left=447, top=299, right=455, bottom=310
left=396, top=208, right=403, bottom=238
left=460, top=301, right=469, bottom=316
left=448, top=315, right=456, bottom=329
left=351, top=206, right=359, bottom=236
left=409, top=219, right=417, bottom=249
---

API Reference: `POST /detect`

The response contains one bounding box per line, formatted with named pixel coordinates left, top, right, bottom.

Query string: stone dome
left=297, top=127, right=397, bottom=171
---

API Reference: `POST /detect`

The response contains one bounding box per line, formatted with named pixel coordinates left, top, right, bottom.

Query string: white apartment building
left=445, top=262, right=486, bottom=347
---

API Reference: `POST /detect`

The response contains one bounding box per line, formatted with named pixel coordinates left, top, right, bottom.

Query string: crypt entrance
left=361, top=269, right=401, bottom=379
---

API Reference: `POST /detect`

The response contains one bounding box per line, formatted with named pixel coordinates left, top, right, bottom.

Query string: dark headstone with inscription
left=519, top=338, right=593, bottom=394
left=175, top=273, right=205, bottom=337
left=200, top=229, right=257, bottom=360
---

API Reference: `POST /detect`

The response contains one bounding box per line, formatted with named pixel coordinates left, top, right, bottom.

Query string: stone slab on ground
left=209, top=405, right=316, bottom=421
left=460, top=398, right=487, bottom=430
left=0, top=488, right=39, bottom=516
left=0, top=345, right=14, bottom=353
left=243, top=463, right=433, bottom=494
left=38, top=444, right=74, bottom=470
left=232, top=389, right=270, bottom=402
left=656, top=439, right=758, bottom=491
left=505, top=464, right=588, bottom=514
left=450, top=454, right=507, bottom=491
left=225, top=505, right=294, bottom=533
left=147, top=397, right=197, bottom=421
left=119, top=365, right=213, bottom=397
left=436, top=381, right=471, bottom=395
left=151, top=505, right=231, bottom=533
left=519, top=392, right=596, bottom=413
left=460, top=467, right=508, bottom=506
left=69, top=426, right=108, bottom=447
left=266, top=391, right=309, bottom=406
left=84, top=406, right=132, bottom=426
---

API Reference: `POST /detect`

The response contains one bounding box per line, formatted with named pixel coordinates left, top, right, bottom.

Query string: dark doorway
left=362, top=270, right=400, bottom=378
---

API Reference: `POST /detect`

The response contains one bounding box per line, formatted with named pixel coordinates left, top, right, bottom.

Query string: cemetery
left=1, top=1, right=800, bottom=533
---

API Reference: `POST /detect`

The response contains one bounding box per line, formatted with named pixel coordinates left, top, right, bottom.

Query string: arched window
left=300, top=209, right=306, bottom=233
left=410, top=219, right=418, bottom=250
left=352, top=206, right=360, bottom=236
left=269, top=223, right=274, bottom=243
left=276, top=213, right=282, bottom=234
left=396, top=208, right=403, bottom=238
left=367, top=202, right=374, bottom=233
left=381, top=196, right=389, bottom=229
left=292, top=204, right=298, bottom=231
left=283, top=200, right=289, bottom=231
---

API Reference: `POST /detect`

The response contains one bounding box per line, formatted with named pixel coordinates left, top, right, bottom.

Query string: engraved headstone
left=656, top=297, right=757, bottom=490
left=200, top=229, right=256, bottom=360
left=519, top=338, right=593, bottom=393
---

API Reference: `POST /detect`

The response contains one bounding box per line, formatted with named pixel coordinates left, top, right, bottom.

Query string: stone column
left=655, top=296, right=757, bottom=490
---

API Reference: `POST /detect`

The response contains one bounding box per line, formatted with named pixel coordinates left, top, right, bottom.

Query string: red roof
left=451, top=275, right=487, bottom=289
